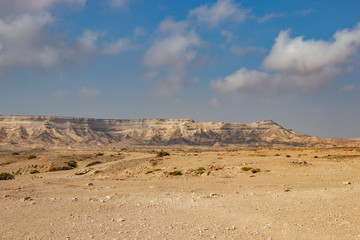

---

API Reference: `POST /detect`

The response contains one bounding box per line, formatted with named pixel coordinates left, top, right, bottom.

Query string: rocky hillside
left=0, top=115, right=355, bottom=150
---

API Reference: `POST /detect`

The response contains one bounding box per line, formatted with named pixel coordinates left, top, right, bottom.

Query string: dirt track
left=1, top=148, right=360, bottom=239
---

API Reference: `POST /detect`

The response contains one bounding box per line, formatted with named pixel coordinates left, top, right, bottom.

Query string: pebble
left=116, top=218, right=125, bottom=222
left=343, top=181, right=351, bottom=185
left=21, top=197, right=32, bottom=202
left=209, top=193, right=217, bottom=197
left=71, top=197, right=78, bottom=202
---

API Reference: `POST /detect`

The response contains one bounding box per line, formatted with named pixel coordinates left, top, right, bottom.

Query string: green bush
left=241, top=167, right=252, bottom=171
left=0, top=172, right=15, bottom=180
left=30, top=170, right=40, bottom=174
left=170, top=171, right=182, bottom=176
left=157, top=151, right=170, bottom=157
left=86, top=161, right=102, bottom=167
left=94, top=170, right=103, bottom=174
left=28, top=155, right=37, bottom=159
left=197, top=167, right=205, bottom=175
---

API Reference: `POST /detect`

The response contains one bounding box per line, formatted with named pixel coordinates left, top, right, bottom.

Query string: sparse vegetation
left=95, top=152, right=104, bottom=157
left=170, top=171, right=182, bottom=176
left=152, top=161, right=158, bottom=166
left=12, top=152, right=20, bottom=155
left=274, top=154, right=280, bottom=156
left=67, top=160, right=78, bottom=168
left=286, top=155, right=291, bottom=158
left=314, top=156, right=318, bottom=158
left=28, top=155, right=37, bottom=159
left=30, top=170, right=40, bottom=174
left=0, top=172, right=15, bottom=180
left=197, top=167, right=205, bottom=175
left=241, top=167, right=252, bottom=171
left=86, top=161, right=102, bottom=167
left=94, top=170, right=103, bottom=174
left=157, top=151, right=170, bottom=157
left=251, top=168, right=260, bottom=173
left=153, top=168, right=162, bottom=171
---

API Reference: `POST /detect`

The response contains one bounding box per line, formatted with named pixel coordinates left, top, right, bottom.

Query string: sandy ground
left=1, top=148, right=360, bottom=240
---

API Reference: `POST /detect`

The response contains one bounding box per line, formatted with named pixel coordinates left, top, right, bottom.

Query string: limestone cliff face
left=0, top=115, right=343, bottom=150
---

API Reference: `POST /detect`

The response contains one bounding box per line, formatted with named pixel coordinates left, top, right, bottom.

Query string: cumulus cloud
left=221, top=30, right=234, bottom=43
left=0, top=13, right=100, bottom=71
left=79, top=87, right=101, bottom=98
left=158, top=18, right=189, bottom=34
left=143, top=30, right=202, bottom=95
left=0, top=0, right=102, bottom=72
left=211, top=24, right=360, bottom=94
left=133, top=26, right=146, bottom=39
left=210, top=68, right=273, bottom=94
left=102, top=37, right=131, bottom=55
left=189, top=0, right=249, bottom=27
left=258, top=13, right=284, bottom=23
left=0, top=0, right=86, bottom=17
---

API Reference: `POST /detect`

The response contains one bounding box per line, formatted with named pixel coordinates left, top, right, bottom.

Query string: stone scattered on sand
left=71, top=197, right=78, bottom=202
left=343, top=181, right=351, bottom=185
left=209, top=193, right=217, bottom=197
left=21, top=196, right=32, bottom=202
left=116, top=218, right=125, bottom=222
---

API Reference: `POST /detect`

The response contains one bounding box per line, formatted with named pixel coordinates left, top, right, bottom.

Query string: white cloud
left=229, top=45, right=266, bottom=56
left=0, top=12, right=100, bottom=71
left=189, top=0, right=249, bottom=27
left=262, top=25, right=360, bottom=73
left=211, top=23, right=360, bottom=94
left=258, top=13, right=284, bottom=23
left=298, top=8, right=314, bottom=16
left=143, top=30, right=202, bottom=95
left=102, top=37, right=130, bottom=55
left=133, top=26, right=146, bottom=39
left=210, top=68, right=273, bottom=94
left=0, top=0, right=86, bottom=17
left=79, top=87, right=101, bottom=98
left=143, top=33, right=201, bottom=68
left=109, top=0, right=130, bottom=8
left=158, top=18, right=189, bottom=34
left=221, top=30, right=234, bottom=43
left=0, top=0, right=99, bottom=72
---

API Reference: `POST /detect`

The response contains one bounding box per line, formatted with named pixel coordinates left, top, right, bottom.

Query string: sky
left=0, top=0, right=360, bottom=139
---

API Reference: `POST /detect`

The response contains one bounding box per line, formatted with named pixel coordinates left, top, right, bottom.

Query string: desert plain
left=1, top=148, right=360, bottom=240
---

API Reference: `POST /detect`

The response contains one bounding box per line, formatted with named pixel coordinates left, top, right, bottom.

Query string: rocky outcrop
left=0, top=115, right=354, bottom=150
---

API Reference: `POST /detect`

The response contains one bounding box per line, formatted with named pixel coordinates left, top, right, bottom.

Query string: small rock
left=343, top=181, right=351, bottom=185
left=105, top=195, right=112, bottom=200
left=209, top=193, right=217, bottom=197
left=4, top=194, right=10, bottom=198
left=116, top=218, right=125, bottom=222
left=88, top=182, right=94, bottom=186
left=71, top=197, right=78, bottom=202
left=21, top=197, right=32, bottom=202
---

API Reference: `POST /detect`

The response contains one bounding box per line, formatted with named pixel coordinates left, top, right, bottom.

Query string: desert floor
left=1, top=148, right=360, bottom=240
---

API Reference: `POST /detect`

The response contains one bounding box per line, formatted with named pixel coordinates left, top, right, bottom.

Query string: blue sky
left=1, top=0, right=360, bottom=139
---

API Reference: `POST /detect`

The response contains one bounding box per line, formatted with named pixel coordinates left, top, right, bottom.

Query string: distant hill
left=0, top=115, right=358, bottom=150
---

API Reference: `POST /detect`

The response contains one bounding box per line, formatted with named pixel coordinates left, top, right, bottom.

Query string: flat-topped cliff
left=0, top=115, right=354, bottom=150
